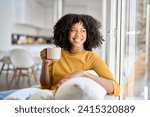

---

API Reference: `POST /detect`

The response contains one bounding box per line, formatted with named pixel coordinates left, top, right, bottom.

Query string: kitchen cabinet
left=12, top=0, right=45, bottom=28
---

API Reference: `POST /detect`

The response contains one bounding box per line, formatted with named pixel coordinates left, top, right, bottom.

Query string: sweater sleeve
left=91, top=52, right=120, bottom=96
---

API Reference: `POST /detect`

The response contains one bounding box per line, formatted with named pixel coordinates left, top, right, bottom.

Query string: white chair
left=0, top=56, right=13, bottom=82
left=9, top=49, right=38, bottom=88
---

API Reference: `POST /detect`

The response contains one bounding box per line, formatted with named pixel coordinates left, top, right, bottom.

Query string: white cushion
left=4, top=88, right=41, bottom=100
left=28, top=89, right=54, bottom=100
left=55, top=77, right=107, bottom=100
left=4, top=88, right=54, bottom=100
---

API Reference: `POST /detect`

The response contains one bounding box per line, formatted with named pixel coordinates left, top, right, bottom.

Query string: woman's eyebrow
left=71, top=27, right=85, bottom=29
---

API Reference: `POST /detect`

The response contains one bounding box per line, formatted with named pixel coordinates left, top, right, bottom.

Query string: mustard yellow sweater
left=47, top=49, right=120, bottom=96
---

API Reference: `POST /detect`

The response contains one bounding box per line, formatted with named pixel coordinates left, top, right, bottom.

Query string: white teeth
left=75, top=39, right=81, bottom=42
left=74, top=38, right=81, bottom=42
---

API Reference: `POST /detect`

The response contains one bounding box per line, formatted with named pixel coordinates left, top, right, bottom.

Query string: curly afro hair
left=53, top=13, right=104, bottom=51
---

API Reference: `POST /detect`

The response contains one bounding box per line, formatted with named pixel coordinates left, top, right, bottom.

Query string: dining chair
left=9, top=49, right=38, bottom=88
left=0, top=56, right=13, bottom=85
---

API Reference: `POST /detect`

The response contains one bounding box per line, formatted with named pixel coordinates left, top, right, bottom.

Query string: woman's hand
left=40, top=48, right=51, bottom=64
left=40, top=48, right=60, bottom=64
left=56, top=78, right=69, bottom=90
left=56, top=70, right=86, bottom=90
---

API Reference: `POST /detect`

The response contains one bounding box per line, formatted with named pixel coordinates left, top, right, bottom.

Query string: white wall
left=0, top=0, right=54, bottom=52
left=0, top=0, right=13, bottom=51
left=12, top=24, right=38, bottom=35
left=63, top=0, right=102, bottom=21
left=0, top=0, right=104, bottom=52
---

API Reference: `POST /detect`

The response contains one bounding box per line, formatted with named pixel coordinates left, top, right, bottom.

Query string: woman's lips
left=74, top=38, right=82, bottom=42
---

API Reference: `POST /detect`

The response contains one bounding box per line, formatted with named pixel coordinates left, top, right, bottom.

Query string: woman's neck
left=70, top=47, right=85, bottom=54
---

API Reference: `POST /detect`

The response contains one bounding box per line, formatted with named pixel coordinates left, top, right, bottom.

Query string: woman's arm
left=58, top=70, right=114, bottom=95
left=40, top=61, right=52, bottom=89
left=82, top=71, right=114, bottom=95
left=40, top=48, right=52, bottom=89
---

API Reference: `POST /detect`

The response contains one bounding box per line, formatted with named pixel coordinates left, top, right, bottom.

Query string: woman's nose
left=75, top=30, right=81, bottom=35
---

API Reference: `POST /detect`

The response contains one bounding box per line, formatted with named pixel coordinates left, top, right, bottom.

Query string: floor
left=0, top=67, right=41, bottom=91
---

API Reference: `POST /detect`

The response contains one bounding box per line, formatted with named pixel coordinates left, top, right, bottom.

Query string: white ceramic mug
left=47, top=47, right=61, bottom=60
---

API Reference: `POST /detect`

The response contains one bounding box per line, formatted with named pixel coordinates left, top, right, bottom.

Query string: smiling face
left=68, top=22, right=87, bottom=50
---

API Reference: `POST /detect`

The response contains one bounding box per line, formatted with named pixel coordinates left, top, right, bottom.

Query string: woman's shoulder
left=84, top=50, right=103, bottom=61
left=86, top=50, right=100, bottom=57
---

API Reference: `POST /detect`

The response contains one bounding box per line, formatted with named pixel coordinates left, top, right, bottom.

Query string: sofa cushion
left=55, top=77, right=107, bottom=100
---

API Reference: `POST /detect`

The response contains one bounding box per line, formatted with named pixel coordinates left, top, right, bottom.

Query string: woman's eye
left=81, top=29, right=86, bottom=32
left=70, top=29, right=77, bottom=32
left=70, top=29, right=86, bottom=33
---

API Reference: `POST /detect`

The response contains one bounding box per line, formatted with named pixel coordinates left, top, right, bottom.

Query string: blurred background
left=0, top=0, right=150, bottom=100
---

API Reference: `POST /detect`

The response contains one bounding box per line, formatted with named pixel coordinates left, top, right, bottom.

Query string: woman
left=40, top=13, right=120, bottom=96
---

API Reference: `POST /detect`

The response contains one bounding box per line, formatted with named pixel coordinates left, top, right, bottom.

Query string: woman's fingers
left=40, top=48, right=47, bottom=59
left=40, top=48, right=51, bottom=64
left=56, top=79, right=68, bottom=89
